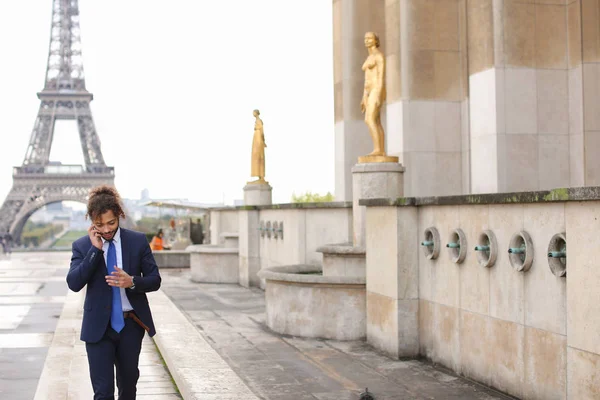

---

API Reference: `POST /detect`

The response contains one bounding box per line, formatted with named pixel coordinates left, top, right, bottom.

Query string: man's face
left=93, top=210, right=119, bottom=241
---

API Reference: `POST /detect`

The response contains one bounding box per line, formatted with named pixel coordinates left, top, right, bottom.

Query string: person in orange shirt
left=150, top=229, right=169, bottom=251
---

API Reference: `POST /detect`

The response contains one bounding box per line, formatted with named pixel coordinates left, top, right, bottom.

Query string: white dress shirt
left=101, top=228, right=134, bottom=312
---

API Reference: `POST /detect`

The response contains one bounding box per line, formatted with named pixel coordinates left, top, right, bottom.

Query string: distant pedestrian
left=150, top=229, right=170, bottom=251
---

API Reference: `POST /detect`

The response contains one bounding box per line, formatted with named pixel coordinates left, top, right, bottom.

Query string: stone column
left=384, top=0, right=468, bottom=197
left=209, top=210, right=221, bottom=245
left=238, top=210, right=260, bottom=288
left=352, top=162, right=404, bottom=247
left=468, top=0, right=574, bottom=193
left=568, top=0, right=585, bottom=186
left=239, top=182, right=272, bottom=288
left=365, top=205, right=419, bottom=358
left=333, top=0, right=385, bottom=201
left=580, top=0, right=600, bottom=185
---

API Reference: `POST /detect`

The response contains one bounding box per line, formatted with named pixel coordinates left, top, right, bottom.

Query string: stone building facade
left=333, top=0, right=600, bottom=201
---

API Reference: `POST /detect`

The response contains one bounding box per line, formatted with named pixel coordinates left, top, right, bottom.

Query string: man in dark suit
left=67, top=185, right=161, bottom=400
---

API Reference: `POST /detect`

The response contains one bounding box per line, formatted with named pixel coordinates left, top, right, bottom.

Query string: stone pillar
left=333, top=0, right=385, bottom=201
left=384, top=0, right=468, bottom=197
left=238, top=210, right=260, bottom=288
left=580, top=0, right=600, bottom=185
left=468, top=0, right=574, bottom=193
left=568, top=0, right=585, bottom=186
left=239, top=182, right=271, bottom=288
left=365, top=205, right=419, bottom=358
left=209, top=210, right=220, bottom=245
left=243, top=183, right=272, bottom=206
left=352, top=162, right=404, bottom=247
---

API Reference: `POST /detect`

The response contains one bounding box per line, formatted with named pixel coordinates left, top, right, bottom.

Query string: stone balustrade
left=360, top=187, right=600, bottom=400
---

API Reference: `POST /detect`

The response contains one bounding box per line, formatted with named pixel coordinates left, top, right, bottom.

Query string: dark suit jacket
left=66, top=228, right=162, bottom=343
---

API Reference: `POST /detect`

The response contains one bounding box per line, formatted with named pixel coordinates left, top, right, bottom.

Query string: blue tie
left=107, top=240, right=125, bottom=333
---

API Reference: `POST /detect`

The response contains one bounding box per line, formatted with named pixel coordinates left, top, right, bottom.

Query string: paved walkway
left=1, top=251, right=519, bottom=399
left=160, top=268, right=517, bottom=400
left=0, top=252, right=181, bottom=400
left=0, top=252, right=69, bottom=400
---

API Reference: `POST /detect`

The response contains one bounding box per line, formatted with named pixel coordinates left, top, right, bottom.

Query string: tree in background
left=21, top=221, right=63, bottom=248
left=291, top=191, right=334, bottom=203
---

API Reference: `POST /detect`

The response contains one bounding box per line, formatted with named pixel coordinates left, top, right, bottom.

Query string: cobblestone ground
left=160, top=268, right=517, bottom=400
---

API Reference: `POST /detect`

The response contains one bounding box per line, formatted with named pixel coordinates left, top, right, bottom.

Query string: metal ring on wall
left=446, top=229, right=467, bottom=264
left=508, top=231, right=534, bottom=272
left=474, top=230, right=498, bottom=268
left=265, top=221, right=272, bottom=239
left=547, top=232, right=566, bottom=277
left=421, top=227, right=440, bottom=260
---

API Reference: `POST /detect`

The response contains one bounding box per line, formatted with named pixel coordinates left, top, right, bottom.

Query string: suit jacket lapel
left=120, top=228, right=131, bottom=274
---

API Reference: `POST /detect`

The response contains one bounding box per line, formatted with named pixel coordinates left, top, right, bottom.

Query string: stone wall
left=257, top=206, right=352, bottom=269
left=152, top=250, right=190, bottom=269
left=361, top=187, right=600, bottom=400
left=209, top=209, right=239, bottom=245
left=209, top=203, right=353, bottom=288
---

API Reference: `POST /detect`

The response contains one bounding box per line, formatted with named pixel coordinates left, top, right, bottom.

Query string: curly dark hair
left=86, top=185, right=126, bottom=221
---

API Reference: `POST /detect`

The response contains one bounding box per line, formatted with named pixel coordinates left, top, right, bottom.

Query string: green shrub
left=291, top=191, right=334, bottom=203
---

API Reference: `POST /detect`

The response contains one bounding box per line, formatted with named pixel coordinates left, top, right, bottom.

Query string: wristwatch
left=130, top=276, right=136, bottom=290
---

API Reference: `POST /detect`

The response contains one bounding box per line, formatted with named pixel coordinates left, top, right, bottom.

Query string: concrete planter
left=188, top=245, right=239, bottom=283
left=258, top=265, right=366, bottom=341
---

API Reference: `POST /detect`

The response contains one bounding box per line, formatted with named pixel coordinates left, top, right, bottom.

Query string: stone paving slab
left=0, top=252, right=183, bottom=399
left=33, top=287, right=182, bottom=400
left=0, top=252, right=71, bottom=400
left=148, top=289, right=259, bottom=399
left=160, top=269, right=518, bottom=400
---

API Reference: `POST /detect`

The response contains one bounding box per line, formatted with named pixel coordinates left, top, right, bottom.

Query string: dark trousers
left=86, top=316, right=145, bottom=400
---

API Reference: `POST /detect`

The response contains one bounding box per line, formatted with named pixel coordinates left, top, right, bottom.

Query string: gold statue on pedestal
left=359, top=32, right=398, bottom=164
left=248, top=109, right=268, bottom=184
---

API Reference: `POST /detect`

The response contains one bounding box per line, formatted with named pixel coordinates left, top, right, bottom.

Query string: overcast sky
left=0, top=0, right=334, bottom=205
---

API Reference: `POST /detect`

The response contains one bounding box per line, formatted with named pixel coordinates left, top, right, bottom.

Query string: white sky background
left=0, top=0, right=334, bottom=205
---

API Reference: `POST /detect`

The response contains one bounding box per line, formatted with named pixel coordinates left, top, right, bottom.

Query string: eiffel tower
left=0, top=0, right=115, bottom=243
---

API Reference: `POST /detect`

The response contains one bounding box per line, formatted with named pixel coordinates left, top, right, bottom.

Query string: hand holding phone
left=88, top=225, right=103, bottom=250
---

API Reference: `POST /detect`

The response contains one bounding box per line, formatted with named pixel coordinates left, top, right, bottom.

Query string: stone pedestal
left=352, top=162, right=405, bottom=247
left=243, top=182, right=272, bottom=206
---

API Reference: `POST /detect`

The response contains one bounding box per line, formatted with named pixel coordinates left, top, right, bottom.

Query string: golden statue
left=249, top=109, right=268, bottom=184
left=359, top=32, right=398, bottom=163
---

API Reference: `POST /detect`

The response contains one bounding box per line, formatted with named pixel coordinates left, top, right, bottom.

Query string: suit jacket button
left=105, top=306, right=110, bottom=310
